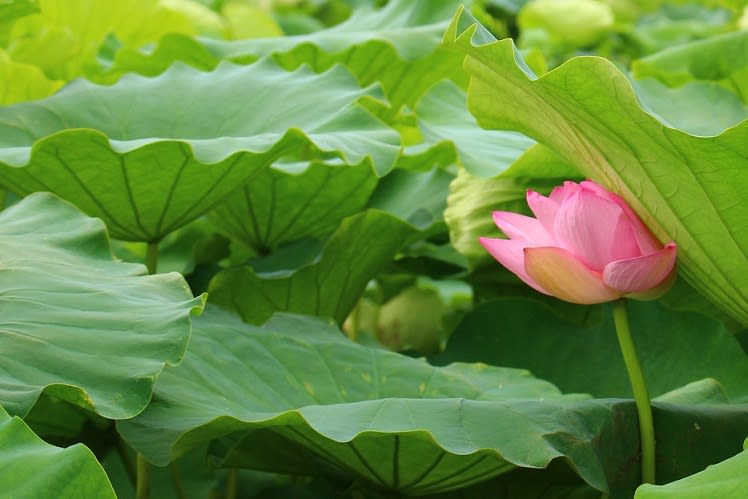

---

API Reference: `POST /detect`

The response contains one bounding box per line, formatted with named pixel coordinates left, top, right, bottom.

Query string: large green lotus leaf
left=631, top=30, right=748, bottom=101
left=631, top=78, right=748, bottom=136
left=0, top=193, right=204, bottom=418
left=444, top=8, right=748, bottom=326
left=208, top=210, right=415, bottom=325
left=433, top=298, right=748, bottom=401
left=635, top=438, right=748, bottom=499
left=208, top=161, right=377, bottom=254
left=0, top=405, right=116, bottom=499
left=0, top=58, right=400, bottom=241
left=118, top=307, right=651, bottom=496
left=0, top=49, right=63, bottom=104
left=398, top=81, right=536, bottom=177
left=445, top=144, right=582, bottom=269
left=116, top=0, right=468, bottom=112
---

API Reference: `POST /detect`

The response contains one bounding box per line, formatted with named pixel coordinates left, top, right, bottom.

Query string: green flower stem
left=135, top=453, right=152, bottom=499
left=145, top=241, right=159, bottom=275
left=612, top=298, right=655, bottom=484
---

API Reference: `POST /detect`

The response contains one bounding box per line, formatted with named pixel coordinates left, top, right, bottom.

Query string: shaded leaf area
left=118, top=307, right=650, bottom=497
left=122, top=0, right=470, bottom=112
left=444, top=8, right=748, bottom=326
left=433, top=298, right=748, bottom=401
left=208, top=161, right=377, bottom=254
left=366, top=168, right=454, bottom=232
left=399, top=81, right=536, bottom=177
left=635, top=437, right=748, bottom=499
left=0, top=58, right=400, bottom=241
left=0, top=193, right=203, bottom=418
left=208, top=210, right=415, bottom=325
left=0, top=406, right=116, bottom=499
left=631, top=30, right=748, bottom=101
left=445, top=143, right=582, bottom=269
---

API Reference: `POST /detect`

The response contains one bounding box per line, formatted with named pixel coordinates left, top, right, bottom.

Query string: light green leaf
left=0, top=405, right=116, bottom=499
left=0, top=58, right=399, bottom=241
left=400, top=81, right=535, bottom=177
left=0, top=193, right=204, bottom=418
left=208, top=161, right=377, bottom=254
left=7, top=0, right=198, bottom=80
left=119, top=307, right=648, bottom=496
left=444, top=8, right=748, bottom=326
left=0, top=49, right=63, bottom=104
left=208, top=210, right=415, bottom=325
left=635, top=438, right=748, bottom=499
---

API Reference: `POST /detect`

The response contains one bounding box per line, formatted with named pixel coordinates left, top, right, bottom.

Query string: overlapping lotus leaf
left=118, top=307, right=645, bottom=495
left=208, top=210, right=415, bottom=325
left=208, top=161, right=377, bottom=254
left=107, top=0, right=469, bottom=113
left=0, top=58, right=400, bottom=241
left=0, top=193, right=203, bottom=418
left=443, top=7, right=748, bottom=326
left=0, top=405, right=116, bottom=499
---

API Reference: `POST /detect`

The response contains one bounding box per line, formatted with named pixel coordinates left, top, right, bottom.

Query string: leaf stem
left=145, top=241, right=159, bottom=275
left=612, top=298, right=655, bottom=484
left=135, top=453, right=152, bottom=499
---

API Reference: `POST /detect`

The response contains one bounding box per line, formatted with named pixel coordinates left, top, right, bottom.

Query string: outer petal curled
left=602, top=242, right=677, bottom=293
left=491, top=211, right=555, bottom=246
left=479, top=237, right=549, bottom=295
left=524, top=246, right=623, bottom=304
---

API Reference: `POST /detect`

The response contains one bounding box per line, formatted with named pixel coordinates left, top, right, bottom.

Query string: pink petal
left=479, top=237, right=550, bottom=295
left=603, top=242, right=677, bottom=293
left=524, top=246, right=624, bottom=304
left=549, top=181, right=582, bottom=203
left=552, top=190, right=641, bottom=270
left=582, top=180, right=663, bottom=255
left=492, top=211, right=555, bottom=246
left=609, top=195, right=663, bottom=255
left=526, top=190, right=560, bottom=234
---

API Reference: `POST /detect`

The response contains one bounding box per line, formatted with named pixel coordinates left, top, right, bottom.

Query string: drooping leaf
left=399, top=81, right=535, bottom=177
left=118, top=307, right=652, bottom=496
left=208, top=210, right=415, bottom=325
left=433, top=298, right=748, bottom=401
left=444, top=8, right=748, bottom=326
left=0, top=405, right=116, bottom=499
left=0, top=193, right=204, bottom=418
left=635, top=437, right=748, bottom=499
left=0, top=58, right=400, bottom=241
left=208, top=161, right=377, bottom=254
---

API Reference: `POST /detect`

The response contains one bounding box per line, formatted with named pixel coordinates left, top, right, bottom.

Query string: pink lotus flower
left=480, top=180, right=677, bottom=304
